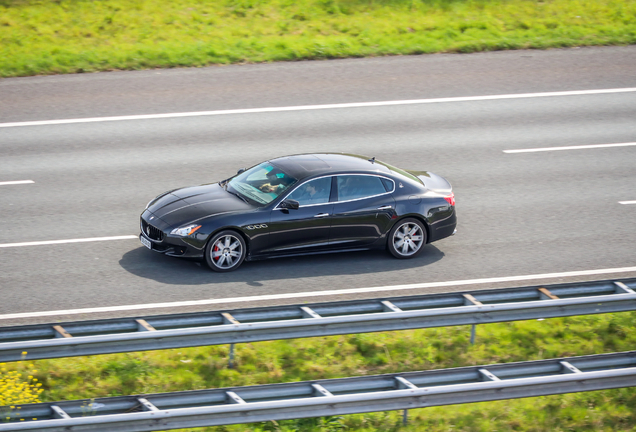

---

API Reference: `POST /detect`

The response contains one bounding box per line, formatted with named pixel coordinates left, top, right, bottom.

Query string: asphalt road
left=1, top=46, right=635, bottom=326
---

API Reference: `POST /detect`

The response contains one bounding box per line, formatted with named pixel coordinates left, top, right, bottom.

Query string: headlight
left=170, top=224, right=202, bottom=237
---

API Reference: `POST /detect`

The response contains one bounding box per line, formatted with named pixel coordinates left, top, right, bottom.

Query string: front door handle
left=377, top=205, right=392, bottom=210
left=314, top=213, right=330, bottom=218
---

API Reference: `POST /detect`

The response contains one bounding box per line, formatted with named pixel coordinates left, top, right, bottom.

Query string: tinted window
left=374, top=161, right=423, bottom=184
left=286, top=177, right=332, bottom=206
left=380, top=177, right=394, bottom=192
left=337, top=175, right=387, bottom=201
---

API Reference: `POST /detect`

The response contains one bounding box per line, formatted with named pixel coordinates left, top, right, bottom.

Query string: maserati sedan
left=140, top=153, right=456, bottom=272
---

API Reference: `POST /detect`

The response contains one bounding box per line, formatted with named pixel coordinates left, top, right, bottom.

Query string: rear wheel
left=205, top=230, right=246, bottom=272
left=387, top=218, right=426, bottom=259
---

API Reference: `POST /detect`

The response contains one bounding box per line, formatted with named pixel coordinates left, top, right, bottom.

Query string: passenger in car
left=339, top=176, right=362, bottom=201
left=299, top=182, right=329, bottom=205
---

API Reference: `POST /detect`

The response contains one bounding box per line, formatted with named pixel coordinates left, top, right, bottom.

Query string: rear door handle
left=377, top=205, right=392, bottom=210
left=314, top=213, right=330, bottom=218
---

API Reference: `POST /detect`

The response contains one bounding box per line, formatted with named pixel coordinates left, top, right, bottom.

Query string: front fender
left=182, top=210, right=270, bottom=252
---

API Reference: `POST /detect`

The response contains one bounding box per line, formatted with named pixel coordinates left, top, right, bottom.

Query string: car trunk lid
left=405, top=170, right=452, bottom=194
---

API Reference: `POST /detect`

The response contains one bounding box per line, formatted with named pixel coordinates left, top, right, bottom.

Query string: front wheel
left=205, top=230, right=247, bottom=272
left=387, top=218, right=427, bottom=259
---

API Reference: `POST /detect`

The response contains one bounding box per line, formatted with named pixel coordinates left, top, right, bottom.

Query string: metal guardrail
left=2, top=350, right=636, bottom=431
left=1, top=278, right=635, bottom=362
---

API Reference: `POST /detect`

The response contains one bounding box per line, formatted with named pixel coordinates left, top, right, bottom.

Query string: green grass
left=0, top=0, right=635, bottom=77
left=4, top=312, right=636, bottom=430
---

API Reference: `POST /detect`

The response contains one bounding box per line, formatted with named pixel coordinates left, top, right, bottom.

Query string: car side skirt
left=245, top=247, right=374, bottom=262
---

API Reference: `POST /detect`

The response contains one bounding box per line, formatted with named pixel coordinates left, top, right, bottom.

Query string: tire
left=205, top=230, right=247, bottom=272
left=387, top=218, right=427, bottom=259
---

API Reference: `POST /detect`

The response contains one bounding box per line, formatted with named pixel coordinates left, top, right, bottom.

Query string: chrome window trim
left=274, top=173, right=395, bottom=210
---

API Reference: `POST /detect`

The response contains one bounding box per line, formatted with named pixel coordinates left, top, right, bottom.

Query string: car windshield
left=227, top=162, right=298, bottom=205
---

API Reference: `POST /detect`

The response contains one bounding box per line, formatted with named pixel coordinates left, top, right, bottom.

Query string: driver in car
left=259, top=175, right=293, bottom=194
left=259, top=183, right=283, bottom=193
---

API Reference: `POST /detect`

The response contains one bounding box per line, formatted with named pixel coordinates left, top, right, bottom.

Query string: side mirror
left=237, top=168, right=247, bottom=175
left=280, top=199, right=300, bottom=210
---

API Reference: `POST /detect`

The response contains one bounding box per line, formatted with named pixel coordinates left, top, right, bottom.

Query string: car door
left=329, top=174, right=396, bottom=248
left=263, top=176, right=334, bottom=255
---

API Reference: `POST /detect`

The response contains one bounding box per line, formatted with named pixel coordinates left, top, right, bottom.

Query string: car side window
left=380, top=177, right=394, bottom=192
left=286, top=177, right=332, bottom=206
left=337, top=175, right=387, bottom=202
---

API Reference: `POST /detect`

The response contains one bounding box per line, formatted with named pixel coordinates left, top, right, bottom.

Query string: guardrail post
left=229, top=343, right=235, bottom=369
left=538, top=287, right=559, bottom=300
left=136, top=319, right=156, bottom=332
left=222, top=313, right=240, bottom=369
left=394, top=376, right=416, bottom=426
left=52, top=325, right=72, bottom=338
left=615, top=281, right=636, bottom=294
left=50, top=405, right=71, bottom=419
left=300, top=306, right=322, bottom=319
left=463, top=294, right=482, bottom=345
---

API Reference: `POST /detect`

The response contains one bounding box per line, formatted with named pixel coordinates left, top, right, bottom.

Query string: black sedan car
left=140, top=154, right=456, bottom=272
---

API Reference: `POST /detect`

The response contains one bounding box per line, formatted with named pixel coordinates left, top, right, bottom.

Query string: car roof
left=269, top=153, right=392, bottom=180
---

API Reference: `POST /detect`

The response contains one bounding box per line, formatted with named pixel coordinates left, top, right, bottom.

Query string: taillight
left=444, top=192, right=455, bottom=206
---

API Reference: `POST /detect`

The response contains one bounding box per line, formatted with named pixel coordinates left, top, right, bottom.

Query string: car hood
left=147, top=183, right=255, bottom=227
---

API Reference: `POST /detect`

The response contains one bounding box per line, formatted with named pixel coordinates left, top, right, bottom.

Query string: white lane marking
left=1, top=266, right=635, bottom=320
left=2, top=87, right=636, bottom=128
left=0, top=235, right=138, bottom=248
left=504, top=142, right=636, bottom=154
left=0, top=180, right=35, bottom=186
left=619, top=201, right=636, bottom=205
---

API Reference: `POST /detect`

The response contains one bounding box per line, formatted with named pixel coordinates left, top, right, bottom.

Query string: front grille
left=141, top=219, right=164, bottom=241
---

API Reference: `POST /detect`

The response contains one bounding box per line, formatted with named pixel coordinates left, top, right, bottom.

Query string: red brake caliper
left=213, top=243, right=220, bottom=261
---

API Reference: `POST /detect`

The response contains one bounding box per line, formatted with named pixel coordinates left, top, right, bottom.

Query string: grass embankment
left=3, top=312, right=636, bottom=431
left=0, top=0, right=635, bottom=77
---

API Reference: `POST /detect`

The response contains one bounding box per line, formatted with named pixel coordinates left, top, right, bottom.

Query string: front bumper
left=138, top=233, right=190, bottom=256
left=139, top=211, right=205, bottom=258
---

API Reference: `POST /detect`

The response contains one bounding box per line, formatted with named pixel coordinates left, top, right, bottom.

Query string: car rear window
left=374, top=161, right=422, bottom=184
left=337, top=175, right=387, bottom=201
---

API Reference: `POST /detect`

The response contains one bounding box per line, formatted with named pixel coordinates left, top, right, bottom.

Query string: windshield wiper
left=225, top=187, right=249, bottom=204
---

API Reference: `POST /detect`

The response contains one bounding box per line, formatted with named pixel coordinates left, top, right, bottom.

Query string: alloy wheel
left=392, top=222, right=424, bottom=257
left=210, top=234, right=243, bottom=269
